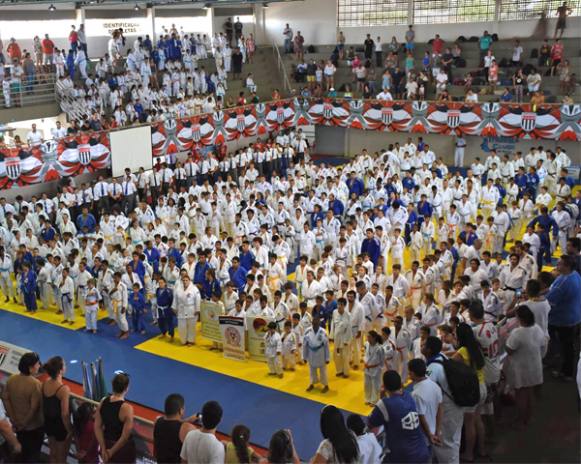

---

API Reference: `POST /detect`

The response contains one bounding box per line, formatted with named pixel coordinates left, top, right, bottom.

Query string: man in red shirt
left=432, top=34, right=444, bottom=57
left=41, top=34, right=55, bottom=70
left=69, top=25, right=78, bottom=53
left=6, top=38, right=22, bottom=61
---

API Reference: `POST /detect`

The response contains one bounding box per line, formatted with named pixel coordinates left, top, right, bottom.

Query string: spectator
left=488, top=59, right=499, bottom=93
left=451, top=323, right=487, bottom=462
left=483, top=49, right=495, bottom=72
left=153, top=393, right=196, bottom=463
left=180, top=400, right=224, bottom=463
left=41, top=34, right=55, bottom=72
left=0, top=396, right=21, bottom=460
left=404, top=52, right=415, bottom=76
left=557, top=59, right=571, bottom=94
left=6, top=38, right=21, bottom=62
left=376, top=87, right=393, bottom=101
left=546, top=255, right=581, bottom=380
left=530, top=91, right=545, bottom=110
left=94, top=372, right=136, bottom=463
left=422, top=337, right=464, bottom=463
left=388, top=36, right=400, bottom=54
left=465, top=89, right=479, bottom=103
left=513, top=68, right=525, bottom=102
left=436, top=68, right=448, bottom=95
left=336, top=31, right=346, bottom=59
left=224, top=424, right=259, bottom=464
left=232, top=47, right=243, bottom=80
left=501, top=87, right=514, bottom=102
left=479, top=30, right=493, bottom=62
left=293, top=31, right=304, bottom=61
left=323, top=59, right=336, bottom=91
left=69, top=25, right=79, bottom=53
left=42, top=356, right=73, bottom=463
left=408, top=358, right=443, bottom=448
left=364, top=34, right=374, bottom=61
left=550, top=39, right=564, bottom=76
left=405, top=25, right=415, bottom=51
left=538, top=39, right=551, bottom=67
left=2, top=352, right=43, bottom=463
left=346, top=414, right=382, bottom=464
left=234, top=17, right=243, bottom=41
left=554, top=1, right=573, bottom=39
left=512, top=39, right=523, bottom=66
left=73, top=402, right=98, bottom=463
left=268, top=429, right=300, bottom=464
left=505, top=306, right=547, bottom=425
left=451, top=42, right=462, bottom=64
left=374, top=36, right=383, bottom=67
left=33, top=36, right=42, bottom=68
left=78, top=24, right=87, bottom=55
left=431, top=34, right=444, bottom=57
left=283, top=23, right=293, bottom=54
left=312, top=405, right=359, bottom=463
left=527, top=68, right=542, bottom=93
left=368, top=370, right=430, bottom=463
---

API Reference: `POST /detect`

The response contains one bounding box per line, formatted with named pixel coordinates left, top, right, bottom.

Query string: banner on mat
left=219, top=316, right=246, bottom=361
left=246, top=316, right=273, bottom=362
left=200, top=301, right=224, bottom=343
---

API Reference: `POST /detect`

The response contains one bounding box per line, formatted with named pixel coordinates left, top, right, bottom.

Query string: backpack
left=531, top=48, right=539, bottom=58
left=491, top=33, right=499, bottom=42
left=307, top=45, right=315, bottom=53
left=456, top=57, right=466, bottom=68
left=434, top=358, right=480, bottom=407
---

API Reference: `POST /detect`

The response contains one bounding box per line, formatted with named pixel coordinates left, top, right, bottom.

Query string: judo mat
left=0, top=310, right=353, bottom=458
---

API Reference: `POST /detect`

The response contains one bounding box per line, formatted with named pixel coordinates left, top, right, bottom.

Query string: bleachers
left=281, top=37, right=581, bottom=102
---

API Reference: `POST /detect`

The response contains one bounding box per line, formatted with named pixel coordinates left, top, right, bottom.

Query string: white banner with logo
left=200, top=301, right=224, bottom=343
left=246, top=316, right=273, bottom=362
left=219, top=316, right=246, bottom=361
left=0, top=341, right=30, bottom=375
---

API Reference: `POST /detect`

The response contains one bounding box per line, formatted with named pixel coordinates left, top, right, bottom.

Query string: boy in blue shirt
left=129, top=283, right=147, bottom=334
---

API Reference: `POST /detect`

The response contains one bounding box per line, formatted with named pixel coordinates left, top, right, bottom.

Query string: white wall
left=259, top=0, right=581, bottom=46
left=262, top=0, right=337, bottom=46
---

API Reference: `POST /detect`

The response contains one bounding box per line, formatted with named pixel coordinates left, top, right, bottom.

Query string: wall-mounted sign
left=85, top=18, right=150, bottom=37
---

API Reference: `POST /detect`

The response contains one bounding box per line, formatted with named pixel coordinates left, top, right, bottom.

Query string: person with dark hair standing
left=451, top=323, right=487, bottom=462
left=367, top=371, right=430, bottom=464
left=42, top=356, right=73, bottom=462
left=94, top=373, right=135, bottom=463
left=180, top=401, right=224, bottom=463
left=505, top=306, right=546, bottom=426
left=422, top=336, right=464, bottom=464
left=2, top=352, right=43, bottom=462
left=312, top=405, right=359, bottom=463
left=153, top=394, right=195, bottom=464
left=345, top=414, right=382, bottom=464
left=546, top=254, right=581, bottom=381
left=224, top=424, right=258, bottom=463
left=268, top=429, right=299, bottom=464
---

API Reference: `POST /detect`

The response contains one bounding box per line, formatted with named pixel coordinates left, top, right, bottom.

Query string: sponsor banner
left=0, top=340, right=30, bottom=375
left=200, top=301, right=224, bottom=343
left=246, top=316, right=273, bottom=362
left=219, top=316, right=246, bottom=361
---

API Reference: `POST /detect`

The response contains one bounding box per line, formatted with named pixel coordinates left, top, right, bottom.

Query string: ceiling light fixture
left=134, top=3, right=140, bottom=11
left=263, top=2, right=269, bottom=8
left=48, top=3, right=56, bottom=11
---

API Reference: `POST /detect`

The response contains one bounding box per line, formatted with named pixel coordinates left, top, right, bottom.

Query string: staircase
left=198, top=46, right=286, bottom=102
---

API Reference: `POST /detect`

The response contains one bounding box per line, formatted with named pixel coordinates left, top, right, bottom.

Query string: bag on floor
left=434, top=358, right=480, bottom=407
left=531, top=48, right=539, bottom=58
left=307, top=45, right=315, bottom=53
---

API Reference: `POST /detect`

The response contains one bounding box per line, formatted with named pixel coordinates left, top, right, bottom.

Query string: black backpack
left=434, top=358, right=480, bottom=407
left=531, top=48, right=539, bottom=58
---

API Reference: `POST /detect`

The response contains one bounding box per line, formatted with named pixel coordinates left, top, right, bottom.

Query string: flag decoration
left=0, top=99, right=577, bottom=190
left=0, top=131, right=110, bottom=189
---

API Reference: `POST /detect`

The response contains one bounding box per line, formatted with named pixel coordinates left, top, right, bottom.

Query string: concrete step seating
left=280, top=37, right=580, bottom=102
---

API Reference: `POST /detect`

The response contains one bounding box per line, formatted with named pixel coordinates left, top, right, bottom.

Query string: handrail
left=0, top=72, right=58, bottom=108
left=272, top=41, right=292, bottom=94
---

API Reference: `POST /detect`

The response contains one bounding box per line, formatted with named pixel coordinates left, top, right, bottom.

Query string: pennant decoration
left=0, top=100, right=577, bottom=190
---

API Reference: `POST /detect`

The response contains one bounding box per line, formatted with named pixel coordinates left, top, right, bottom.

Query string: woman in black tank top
left=95, top=373, right=136, bottom=463
left=43, top=356, right=73, bottom=463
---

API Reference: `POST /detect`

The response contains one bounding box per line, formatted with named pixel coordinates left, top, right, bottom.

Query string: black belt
left=503, top=286, right=520, bottom=292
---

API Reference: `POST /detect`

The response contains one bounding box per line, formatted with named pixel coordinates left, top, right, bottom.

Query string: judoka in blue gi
left=20, top=262, right=37, bottom=313
left=129, top=283, right=147, bottom=334
left=156, top=277, right=175, bottom=338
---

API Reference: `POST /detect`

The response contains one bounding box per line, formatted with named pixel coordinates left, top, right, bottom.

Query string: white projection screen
left=109, top=126, right=153, bottom=177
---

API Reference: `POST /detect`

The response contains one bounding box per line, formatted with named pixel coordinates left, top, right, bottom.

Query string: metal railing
left=272, top=41, right=292, bottom=95
left=0, top=72, right=58, bottom=108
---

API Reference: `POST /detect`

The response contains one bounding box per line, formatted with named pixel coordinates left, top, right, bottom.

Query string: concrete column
left=75, top=4, right=85, bottom=26
left=408, top=0, right=414, bottom=25
left=147, top=5, right=156, bottom=42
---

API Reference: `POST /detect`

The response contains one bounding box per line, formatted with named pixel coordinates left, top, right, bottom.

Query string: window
left=337, top=0, right=409, bottom=27
left=499, top=0, right=581, bottom=21
left=413, top=0, right=496, bottom=24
